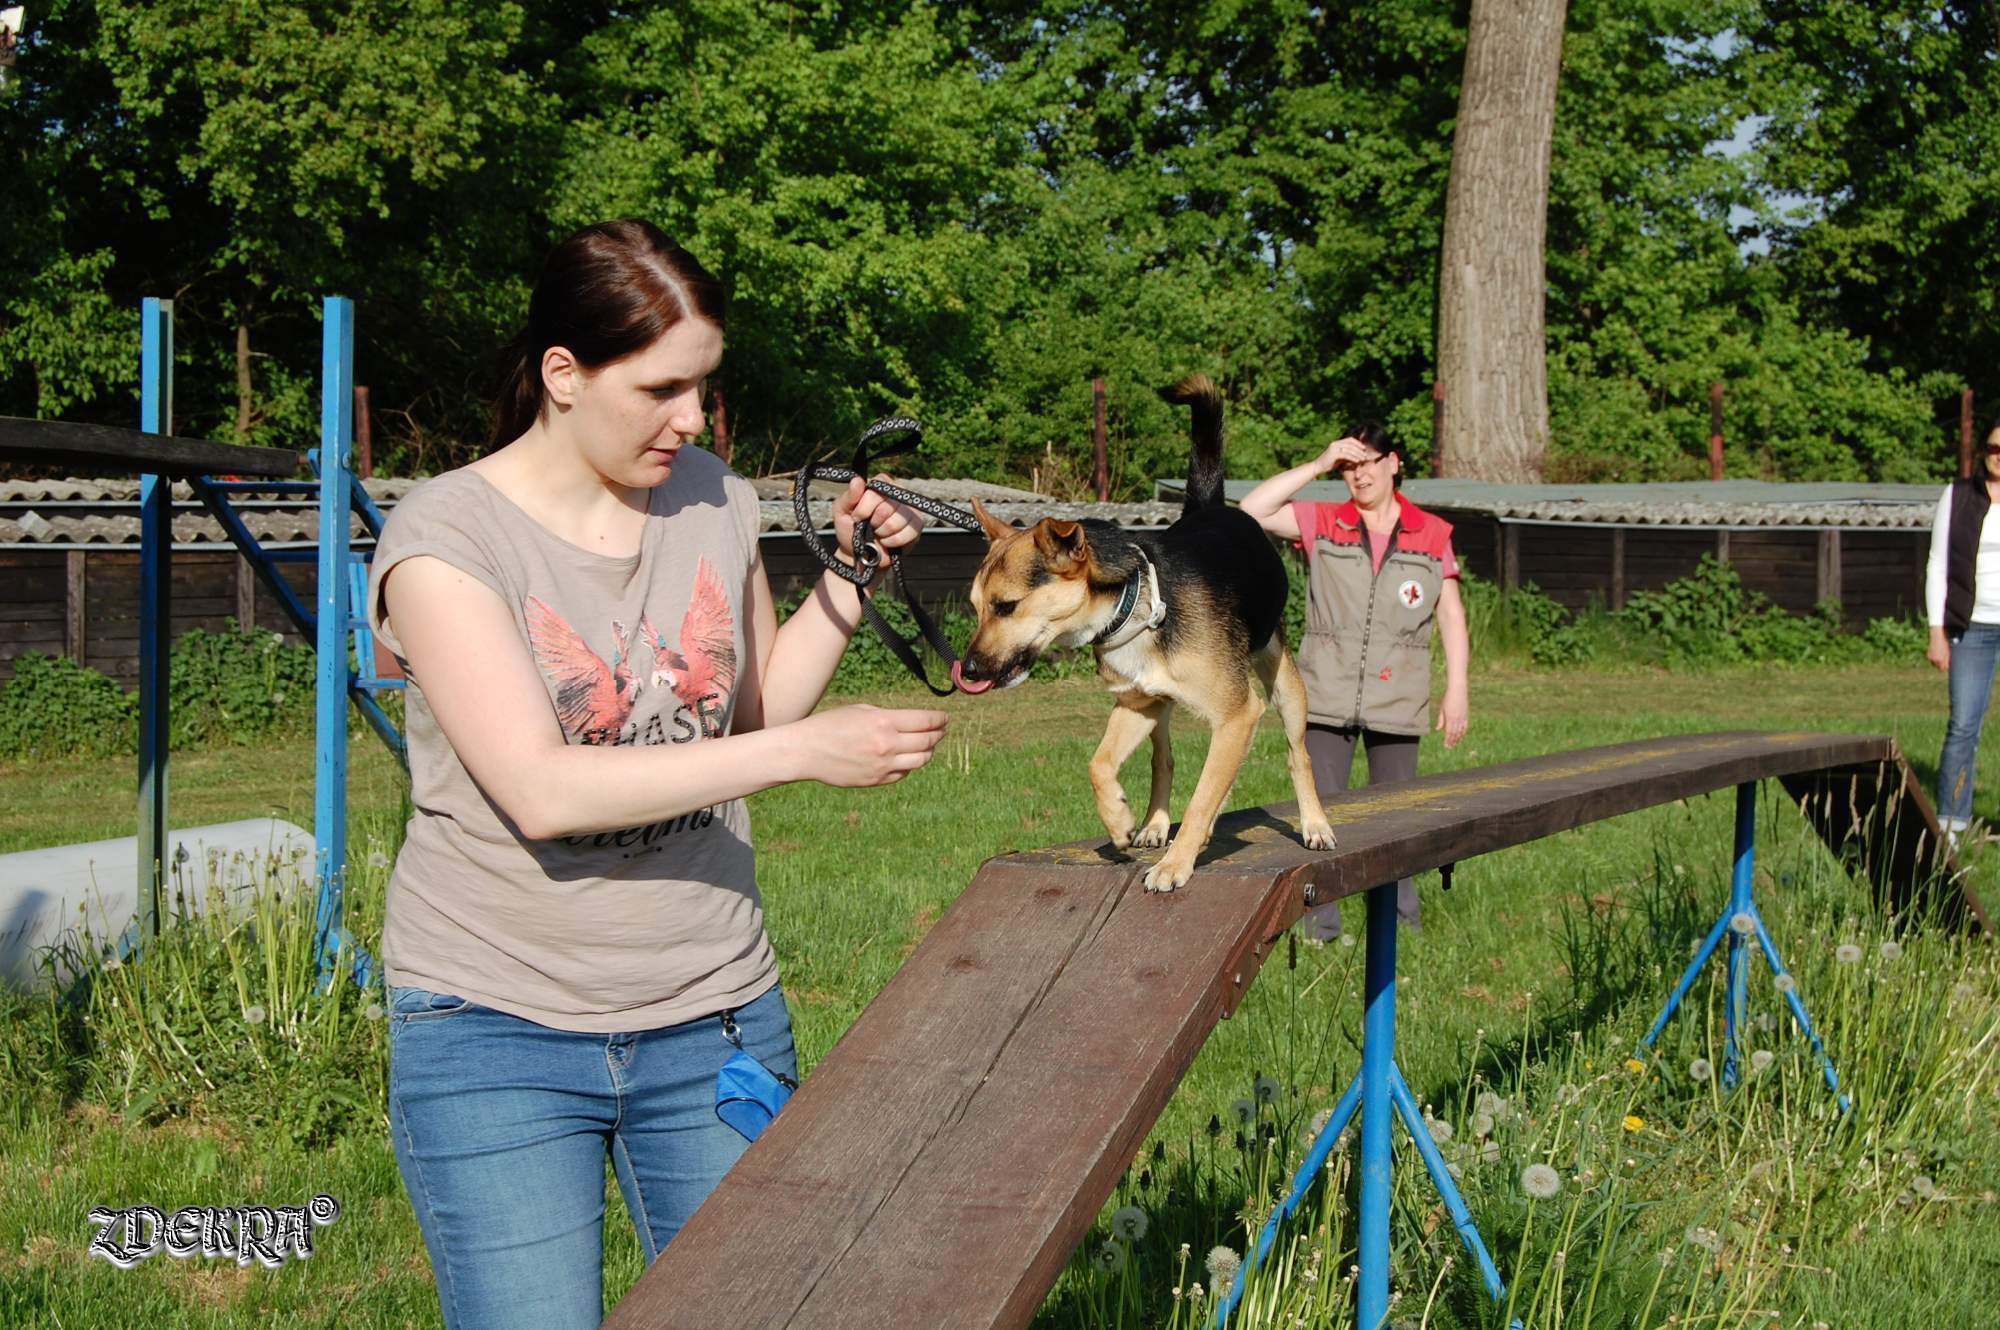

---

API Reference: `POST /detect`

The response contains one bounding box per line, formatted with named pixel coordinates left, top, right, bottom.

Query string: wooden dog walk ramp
left=603, top=732, right=1980, bottom=1330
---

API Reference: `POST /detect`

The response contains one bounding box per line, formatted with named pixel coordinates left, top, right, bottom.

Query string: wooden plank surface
left=610, top=731, right=1970, bottom=1330
left=0, top=416, right=299, bottom=479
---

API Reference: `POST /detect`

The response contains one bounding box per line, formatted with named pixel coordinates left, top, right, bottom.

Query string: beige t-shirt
left=366, top=447, right=776, bottom=1032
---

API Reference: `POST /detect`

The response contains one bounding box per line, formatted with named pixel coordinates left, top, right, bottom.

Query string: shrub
left=0, top=651, right=137, bottom=760
left=169, top=623, right=318, bottom=747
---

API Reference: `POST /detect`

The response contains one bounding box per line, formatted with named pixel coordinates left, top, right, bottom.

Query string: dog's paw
left=1300, top=819, right=1337, bottom=852
left=1144, top=855, right=1195, bottom=893
left=1132, top=814, right=1172, bottom=849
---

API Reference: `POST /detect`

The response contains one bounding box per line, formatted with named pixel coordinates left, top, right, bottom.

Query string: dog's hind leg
left=1091, top=693, right=1172, bottom=850
left=1255, top=639, right=1337, bottom=851
left=1146, top=690, right=1261, bottom=892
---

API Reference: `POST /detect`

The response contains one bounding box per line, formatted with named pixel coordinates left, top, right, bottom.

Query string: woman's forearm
left=1239, top=459, right=1326, bottom=522
left=757, top=565, right=875, bottom=726
left=1439, top=586, right=1470, bottom=690
left=517, top=725, right=808, bottom=839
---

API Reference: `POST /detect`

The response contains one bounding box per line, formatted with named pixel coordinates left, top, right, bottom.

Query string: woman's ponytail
left=489, top=333, right=541, bottom=449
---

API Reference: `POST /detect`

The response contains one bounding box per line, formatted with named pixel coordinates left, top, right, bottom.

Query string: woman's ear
left=542, top=345, right=582, bottom=409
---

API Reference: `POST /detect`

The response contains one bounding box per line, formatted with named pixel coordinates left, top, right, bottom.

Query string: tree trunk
left=1436, top=0, right=1568, bottom=482
left=235, top=321, right=255, bottom=442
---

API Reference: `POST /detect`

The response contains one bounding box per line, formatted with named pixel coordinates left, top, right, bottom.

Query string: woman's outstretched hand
left=795, top=704, right=949, bottom=787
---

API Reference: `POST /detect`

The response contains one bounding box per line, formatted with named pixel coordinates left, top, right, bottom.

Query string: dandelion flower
left=102, top=955, right=123, bottom=972
left=1623, top=1115, right=1646, bottom=1133
left=1880, top=940, right=1904, bottom=961
left=1111, top=1205, right=1148, bottom=1242
left=1474, top=1090, right=1506, bottom=1117
left=1689, top=1057, right=1713, bottom=1082
left=1730, top=911, right=1755, bottom=936
left=1835, top=943, right=1862, bottom=964
left=1521, top=1164, right=1561, bottom=1199
left=1428, top=1117, right=1454, bottom=1144
left=1231, top=1097, right=1255, bottom=1126
left=1895, top=1190, right=1914, bottom=1207
left=1477, top=1140, right=1501, bottom=1165
left=1339, top=933, right=1355, bottom=948
left=1913, top=1176, right=1936, bottom=1200
left=1471, top=1112, right=1495, bottom=1139
left=244, top=1004, right=266, bottom=1026
left=366, top=848, right=390, bottom=870
left=1625, top=1057, right=1648, bottom=1075
left=1093, top=1240, right=1126, bottom=1274
left=1673, top=863, right=1687, bottom=877
left=1684, top=1225, right=1721, bottom=1253
left=1204, top=1245, right=1241, bottom=1288
left=1556, top=1083, right=1583, bottom=1106
left=1189, top=1282, right=1206, bottom=1301
left=1254, top=1074, right=1280, bottom=1105
left=364, top=1003, right=385, bottom=1022
left=1754, top=1012, right=1778, bottom=1032
left=1749, top=1049, right=1774, bottom=1075
left=1952, top=982, right=1976, bottom=1002
left=1301, top=1106, right=1335, bottom=1148
left=1774, top=974, right=1797, bottom=995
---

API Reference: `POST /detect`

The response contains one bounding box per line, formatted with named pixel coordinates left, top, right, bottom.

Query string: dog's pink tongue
left=951, top=660, right=993, bottom=695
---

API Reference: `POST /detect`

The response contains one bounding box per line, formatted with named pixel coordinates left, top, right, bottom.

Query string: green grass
left=2, top=661, right=1997, bottom=1328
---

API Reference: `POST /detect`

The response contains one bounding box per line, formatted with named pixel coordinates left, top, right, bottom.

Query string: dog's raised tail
left=1158, top=373, right=1225, bottom=516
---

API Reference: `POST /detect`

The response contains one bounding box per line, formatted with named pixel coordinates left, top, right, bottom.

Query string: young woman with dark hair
left=367, top=219, right=946, bottom=1330
left=1240, top=421, right=1471, bottom=941
left=1926, top=417, right=2000, bottom=848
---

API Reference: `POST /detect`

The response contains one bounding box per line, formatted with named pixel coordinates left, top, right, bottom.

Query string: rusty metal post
left=1961, top=388, right=1975, bottom=480
left=1431, top=381, right=1446, bottom=477
left=1708, top=382, right=1725, bottom=481
left=354, top=385, right=373, bottom=480
left=1092, top=377, right=1109, bottom=502
left=712, top=384, right=732, bottom=465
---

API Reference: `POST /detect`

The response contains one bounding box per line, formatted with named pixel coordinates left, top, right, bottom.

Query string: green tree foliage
left=1, top=1, right=1985, bottom=486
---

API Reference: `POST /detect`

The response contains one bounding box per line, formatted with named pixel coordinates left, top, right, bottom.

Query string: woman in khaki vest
left=1241, top=421, right=1470, bottom=941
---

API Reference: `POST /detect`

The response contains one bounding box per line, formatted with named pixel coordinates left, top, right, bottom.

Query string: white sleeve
left=1926, top=485, right=1951, bottom=627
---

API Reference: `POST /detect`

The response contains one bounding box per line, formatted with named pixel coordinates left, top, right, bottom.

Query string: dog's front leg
left=1146, top=698, right=1261, bottom=892
left=1133, top=701, right=1176, bottom=847
left=1090, top=694, right=1170, bottom=849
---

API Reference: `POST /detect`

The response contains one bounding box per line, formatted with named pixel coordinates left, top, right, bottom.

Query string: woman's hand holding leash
left=832, top=475, right=926, bottom=583
left=793, top=705, right=949, bottom=787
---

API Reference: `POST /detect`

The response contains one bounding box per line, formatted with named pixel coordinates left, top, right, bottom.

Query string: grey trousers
left=1298, top=724, right=1421, bottom=940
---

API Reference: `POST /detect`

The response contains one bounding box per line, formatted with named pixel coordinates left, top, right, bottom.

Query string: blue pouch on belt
left=715, top=1009, right=798, bottom=1142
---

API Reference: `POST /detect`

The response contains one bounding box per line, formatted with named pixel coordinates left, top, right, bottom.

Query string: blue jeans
left=1939, top=622, right=2000, bottom=827
left=386, top=980, right=797, bottom=1330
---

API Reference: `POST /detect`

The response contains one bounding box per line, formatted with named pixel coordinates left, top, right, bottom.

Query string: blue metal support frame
left=136, top=298, right=174, bottom=945
left=310, top=297, right=376, bottom=991
left=1635, top=782, right=1849, bottom=1111
left=1212, top=883, right=1511, bottom=1330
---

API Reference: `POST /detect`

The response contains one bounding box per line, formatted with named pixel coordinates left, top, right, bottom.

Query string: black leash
left=791, top=417, right=986, bottom=697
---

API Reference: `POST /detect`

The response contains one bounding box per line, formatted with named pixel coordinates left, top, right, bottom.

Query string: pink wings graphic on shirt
left=525, top=595, right=637, bottom=744
left=642, top=559, right=737, bottom=713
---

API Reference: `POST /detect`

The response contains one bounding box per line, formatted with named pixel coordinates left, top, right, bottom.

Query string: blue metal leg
left=1750, top=919, right=1849, bottom=1111
left=1358, top=882, right=1397, bottom=1330
left=1634, top=782, right=1848, bottom=1110
left=136, top=298, right=174, bottom=946
left=1388, top=1066, right=1506, bottom=1301
left=1723, top=783, right=1755, bottom=1088
left=314, top=297, right=357, bottom=991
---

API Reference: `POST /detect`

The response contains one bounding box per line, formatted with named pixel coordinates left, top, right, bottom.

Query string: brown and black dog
left=954, top=374, right=1336, bottom=890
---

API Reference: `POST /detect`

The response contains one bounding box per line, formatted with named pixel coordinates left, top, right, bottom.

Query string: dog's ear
left=971, top=498, right=1015, bottom=543
left=1033, top=518, right=1088, bottom=572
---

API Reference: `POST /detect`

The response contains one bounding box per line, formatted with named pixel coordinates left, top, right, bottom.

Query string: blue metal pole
left=314, top=297, right=355, bottom=988
left=1388, top=1067, right=1507, bottom=1301
left=1751, top=920, right=1849, bottom=1111
left=1723, top=782, right=1755, bottom=1088
left=136, top=298, right=174, bottom=945
left=1358, top=881, right=1398, bottom=1330
left=1635, top=906, right=1729, bottom=1058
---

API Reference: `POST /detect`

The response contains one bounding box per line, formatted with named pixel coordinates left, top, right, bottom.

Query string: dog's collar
left=1094, top=555, right=1167, bottom=649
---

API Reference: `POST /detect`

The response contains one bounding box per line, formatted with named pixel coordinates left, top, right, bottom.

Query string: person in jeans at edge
left=1926, top=417, right=2000, bottom=849
left=1239, top=421, right=1471, bottom=941
left=366, top=219, right=948, bottom=1330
